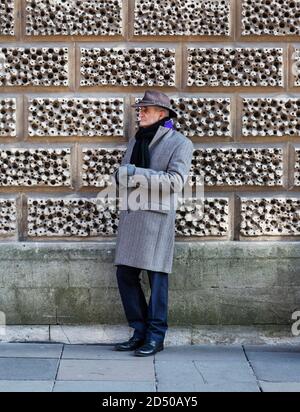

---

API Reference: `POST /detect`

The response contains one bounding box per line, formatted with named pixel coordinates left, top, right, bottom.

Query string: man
left=111, top=90, right=194, bottom=356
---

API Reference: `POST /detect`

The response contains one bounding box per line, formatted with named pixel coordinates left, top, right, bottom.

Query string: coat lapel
left=148, top=126, right=173, bottom=150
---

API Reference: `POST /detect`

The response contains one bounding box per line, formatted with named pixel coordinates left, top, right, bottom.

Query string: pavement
left=0, top=342, right=299, bottom=392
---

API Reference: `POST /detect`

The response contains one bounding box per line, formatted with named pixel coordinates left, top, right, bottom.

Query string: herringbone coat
left=112, top=125, right=194, bottom=274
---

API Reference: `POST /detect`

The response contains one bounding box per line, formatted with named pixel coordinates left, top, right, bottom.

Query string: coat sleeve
left=111, top=138, right=137, bottom=187
left=131, top=139, right=194, bottom=193
left=111, top=150, right=127, bottom=186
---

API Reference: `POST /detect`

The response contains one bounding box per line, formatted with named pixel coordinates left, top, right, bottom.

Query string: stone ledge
left=0, top=240, right=299, bottom=257
left=0, top=241, right=299, bottom=325
left=0, top=324, right=299, bottom=346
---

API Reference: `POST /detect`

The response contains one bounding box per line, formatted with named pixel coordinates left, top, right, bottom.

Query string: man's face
left=138, top=106, right=166, bottom=127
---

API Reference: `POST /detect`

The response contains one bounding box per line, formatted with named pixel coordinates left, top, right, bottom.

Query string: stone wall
left=0, top=0, right=299, bottom=242
left=0, top=241, right=299, bottom=326
left=0, top=1, right=299, bottom=326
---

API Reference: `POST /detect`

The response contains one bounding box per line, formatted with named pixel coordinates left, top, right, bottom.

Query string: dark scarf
left=130, top=116, right=174, bottom=168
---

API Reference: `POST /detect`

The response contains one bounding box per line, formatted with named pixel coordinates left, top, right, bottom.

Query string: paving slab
left=0, top=380, right=54, bottom=392
left=0, top=343, right=63, bottom=358
left=157, top=382, right=260, bottom=392
left=0, top=358, right=59, bottom=380
left=57, top=359, right=155, bottom=382
left=53, top=381, right=156, bottom=392
left=244, top=344, right=300, bottom=353
left=259, top=381, right=300, bottom=392
left=0, top=342, right=297, bottom=392
left=194, top=359, right=257, bottom=384
left=246, top=352, right=300, bottom=382
left=155, top=344, right=246, bottom=361
left=155, top=360, right=205, bottom=391
left=155, top=358, right=258, bottom=390
left=62, top=344, right=153, bottom=361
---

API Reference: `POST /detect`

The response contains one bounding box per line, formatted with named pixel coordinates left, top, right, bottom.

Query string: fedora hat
left=131, top=90, right=178, bottom=118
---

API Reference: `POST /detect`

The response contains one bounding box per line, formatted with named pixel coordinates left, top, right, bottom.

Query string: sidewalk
left=0, top=342, right=299, bottom=392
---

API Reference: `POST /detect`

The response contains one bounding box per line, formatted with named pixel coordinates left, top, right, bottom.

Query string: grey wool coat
left=112, top=125, right=194, bottom=274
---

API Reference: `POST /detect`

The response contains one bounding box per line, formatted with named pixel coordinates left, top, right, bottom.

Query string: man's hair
left=155, top=107, right=169, bottom=117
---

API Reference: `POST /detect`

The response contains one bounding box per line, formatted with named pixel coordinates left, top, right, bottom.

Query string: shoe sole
left=134, top=346, right=164, bottom=357
left=114, top=343, right=145, bottom=351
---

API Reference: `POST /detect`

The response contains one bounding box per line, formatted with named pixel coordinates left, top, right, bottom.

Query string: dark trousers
left=116, top=264, right=168, bottom=343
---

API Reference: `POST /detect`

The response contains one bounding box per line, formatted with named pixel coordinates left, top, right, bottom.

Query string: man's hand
left=117, top=163, right=136, bottom=186
left=123, top=164, right=136, bottom=176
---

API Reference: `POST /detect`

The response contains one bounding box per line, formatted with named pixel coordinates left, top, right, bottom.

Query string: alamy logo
left=291, top=50, right=300, bottom=78
left=291, top=310, right=300, bottom=336
left=0, top=311, right=6, bottom=336
left=96, top=171, right=205, bottom=220
left=0, top=52, right=6, bottom=79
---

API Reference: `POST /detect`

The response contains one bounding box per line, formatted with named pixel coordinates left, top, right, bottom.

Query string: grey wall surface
left=0, top=242, right=298, bottom=326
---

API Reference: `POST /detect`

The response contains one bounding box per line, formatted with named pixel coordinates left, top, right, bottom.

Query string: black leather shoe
left=134, top=339, right=164, bottom=357
left=114, top=336, right=145, bottom=351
